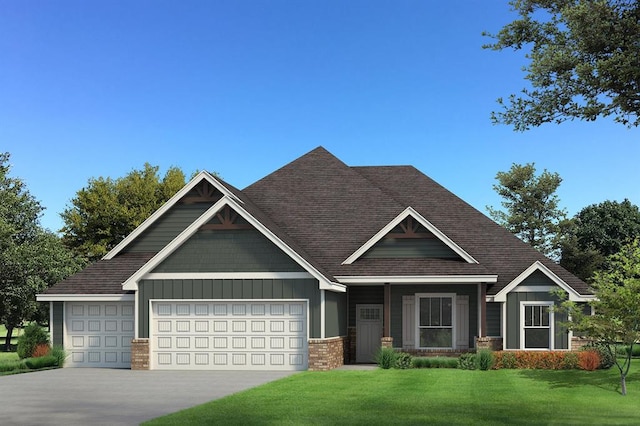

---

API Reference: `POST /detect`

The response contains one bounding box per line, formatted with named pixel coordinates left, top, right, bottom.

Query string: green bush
left=412, top=357, right=458, bottom=369
left=622, top=344, right=640, bottom=357
left=49, top=346, right=67, bottom=367
left=457, top=353, right=477, bottom=370
left=395, top=352, right=412, bottom=369
left=581, top=343, right=614, bottom=369
left=24, top=355, right=58, bottom=370
left=376, top=347, right=397, bottom=369
left=499, top=351, right=517, bottom=369
left=16, top=324, right=50, bottom=359
left=0, top=360, right=27, bottom=372
left=477, top=349, right=494, bottom=371
left=561, top=351, right=579, bottom=369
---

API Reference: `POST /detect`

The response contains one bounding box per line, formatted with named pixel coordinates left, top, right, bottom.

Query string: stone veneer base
left=131, top=338, right=150, bottom=370
left=308, top=336, right=346, bottom=371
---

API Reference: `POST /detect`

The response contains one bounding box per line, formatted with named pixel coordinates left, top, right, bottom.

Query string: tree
left=561, top=199, right=640, bottom=280
left=487, top=163, right=567, bottom=257
left=61, top=163, right=186, bottom=261
left=560, top=239, right=640, bottom=396
left=0, top=153, right=84, bottom=350
left=484, top=0, right=640, bottom=130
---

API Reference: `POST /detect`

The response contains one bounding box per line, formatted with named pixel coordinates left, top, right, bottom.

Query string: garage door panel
left=65, top=302, right=135, bottom=368
left=151, top=300, right=308, bottom=371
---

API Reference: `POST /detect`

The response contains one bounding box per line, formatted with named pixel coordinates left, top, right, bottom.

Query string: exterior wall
left=486, top=302, right=502, bottom=336
left=153, top=229, right=306, bottom=273
left=138, top=278, right=322, bottom=338
left=52, top=301, right=64, bottom=347
left=348, top=286, right=384, bottom=327
left=308, top=337, right=346, bottom=371
left=123, top=203, right=213, bottom=254
left=131, top=339, right=150, bottom=370
left=505, top=291, right=569, bottom=350
left=363, top=239, right=460, bottom=259
left=390, top=284, right=478, bottom=349
left=476, top=336, right=503, bottom=351
left=325, top=290, right=347, bottom=337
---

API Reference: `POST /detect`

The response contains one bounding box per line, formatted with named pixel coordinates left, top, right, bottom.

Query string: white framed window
left=415, top=293, right=456, bottom=349
left=520, top=301, right=554, bottom=350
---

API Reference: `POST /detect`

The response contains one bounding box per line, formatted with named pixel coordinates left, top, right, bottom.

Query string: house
left=37, top=147, right=593, bottom=371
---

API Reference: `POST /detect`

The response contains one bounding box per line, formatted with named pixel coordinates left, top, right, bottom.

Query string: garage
left=150, top=300, right=308, bottom=371
left=65, top=302, right=135, bottom=368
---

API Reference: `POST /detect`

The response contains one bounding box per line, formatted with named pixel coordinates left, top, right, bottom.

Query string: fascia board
left=36, top=294, right=135, bottom=302
left=104, top=171, right=239, bottom=260
left=493, top=261, right=586, bottom=302
left=342, top=206, right=478, bottom=265
left=335, top=275, right=498, bottom=284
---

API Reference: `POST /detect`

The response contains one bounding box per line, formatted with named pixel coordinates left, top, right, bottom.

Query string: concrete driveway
left=0, top=368, right=296, bottom=425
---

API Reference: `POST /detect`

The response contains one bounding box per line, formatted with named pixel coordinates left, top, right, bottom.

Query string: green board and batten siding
left=363, top=239, right=461, bottom=260
left=52, top=301, right=64, bottom=346
left=138, top=278, right=322, bottom=338
left=325, top=290, right=347, bottom=337
left=486, top=302, right=502, bottom=337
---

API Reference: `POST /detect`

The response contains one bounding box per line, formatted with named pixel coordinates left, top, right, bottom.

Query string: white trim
left=520, top=301, right=555, bottom=350
left=49, top=301, right=54, bottom=345
left=36, top=294, right=135, bottom=302
left=342, top=207, right=478, bottom=265
left=415, top=293, right=457, bottom=350
left=122, top=196, right=346, bottom=293
left=134, top=289, right=139, bottom=339
left=336, top=275, right=497, bottom=284
left=320, top=290, right=326, bottom=339
left=493, top=261, right=590, bottom=302
left=145, top=272, right=314, bottom=280
left=104, top=171, right=241, bottom=260
left=511, top=285, right=557, bottom=293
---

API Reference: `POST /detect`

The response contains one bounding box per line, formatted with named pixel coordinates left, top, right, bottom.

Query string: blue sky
left=2, top=1, right=638, bottom=233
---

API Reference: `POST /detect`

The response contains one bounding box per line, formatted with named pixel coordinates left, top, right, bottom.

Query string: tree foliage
left=487, top=162, right=567, bottom=257
left=561, top=199, right=640, bottom=280
left=60, top=163, right=186, bottom=261
left=559, top=239, right=640, bottom=396
left=484, top=0, right=640, bottom=130
left=0, top=153, right=84, bottom=350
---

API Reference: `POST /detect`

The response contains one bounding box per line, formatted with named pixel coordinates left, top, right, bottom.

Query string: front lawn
left=145, top=365, right=640, bottom=425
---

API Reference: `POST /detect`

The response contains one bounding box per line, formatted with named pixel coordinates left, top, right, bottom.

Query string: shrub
left=412, top=357, right=457, bottom=369
left=477, top=349, right=494, bottom=371
left=17, top=324, right=50, bottom=359
left=457, top=353, right=476, bottom=370
left=622, top=344, right=640, bottom=357
left=395, top=352, right=413, bottom=369
left=49, top=346, right=67, bottom=367
left=578, top=351, right=601, bottom=371
left=561, top=351, right=579, bottom=370
left=493, top=351, right=583, bottom=370
left=376, top=347, right=397, bottom=369
left=0, top=360, right=27, bottom=373
left=24, top=355, right=58, bottom=370
left=32, top=343, right=51, bottom=358
left=581, top=343, right=614, bottom=369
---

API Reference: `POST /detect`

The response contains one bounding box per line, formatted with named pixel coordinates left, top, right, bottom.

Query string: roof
left=44, top=146, right=589, bottom=297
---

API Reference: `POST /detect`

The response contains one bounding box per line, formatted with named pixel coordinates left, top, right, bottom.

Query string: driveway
left=0, top=368, right=296, bottom=425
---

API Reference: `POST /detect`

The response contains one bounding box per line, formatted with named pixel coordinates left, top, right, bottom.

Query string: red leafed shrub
left=493, top=351, right=582, bottom=370
left=32, top=343, right=51, bottom=358
left=578, top=350, right=601, bottom=371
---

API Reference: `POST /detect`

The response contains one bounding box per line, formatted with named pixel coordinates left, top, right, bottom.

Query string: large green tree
left=561, top=199, right=640, bottom=280
left=560, top=239, right=640, bottom=396
left=61, top=163, right=186, bottom=261
left=484, top=0, right=640, bottom=130
left=0, top=153, right=84, bottom=350
left=487, top=163, right=567, bottom=257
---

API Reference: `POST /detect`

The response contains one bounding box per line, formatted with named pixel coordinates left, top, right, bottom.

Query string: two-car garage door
left=150, top=300, right=308, bottom=371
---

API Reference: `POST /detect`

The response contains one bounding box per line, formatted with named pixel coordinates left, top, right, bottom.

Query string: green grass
left=0, top=352, right=19, bottom=362
left=144, top=365, right=640, bottom=425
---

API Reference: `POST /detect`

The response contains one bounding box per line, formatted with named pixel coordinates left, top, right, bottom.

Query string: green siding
left=124, top=203, right=213, bottom=253
left=153, top=229, right=305, bottom=273
left=363, top=239, right=461, bottom=260
left=138, top=278, right=321, bottom=338
left=390, top=284, right=478, bottom=348
left=505, top=291, right=569, bottom=350
left=52, top=302, right=64, bottom=346
left=325, top=291, right=347, bottom=337
left=486, top=302, right=502, bottom=337
left=347, top=286, right=384, bottom=327
left=521, top=270, right=558, bottom=287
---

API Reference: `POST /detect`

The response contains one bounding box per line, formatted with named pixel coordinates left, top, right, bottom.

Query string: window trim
left=520, top=301, right=554, bottom=350
left=415, top=293, right=456, bottom=349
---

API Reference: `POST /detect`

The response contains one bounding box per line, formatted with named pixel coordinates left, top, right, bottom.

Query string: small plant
left=49, top=346, right=67, bottom=367
left=457, top=353, right=476, bottom=370
left=17, top=324, right=50, bottom=359
left=32, top=343, right=51, bottom=358
left=477, top=349, right=494, bottom=371
left=412, top=357, right=458, bottom=369
left=581, top=343, right=614, bottom=369
left=500, top=352, right=517, bottom=369
left=376, top=347, right=397, bottom=369
left=578, top=350, right=601, bottom=371
left=395, top=352, right=412, bottom=369
left=561, top=351, right=579, bottom=370
left=24, top=355, right=58, bottom=370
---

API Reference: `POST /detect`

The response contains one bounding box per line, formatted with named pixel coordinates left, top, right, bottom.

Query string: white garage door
left=151, top=300, right=308, bottom=371
left=65, top=302, right=135, bottom=368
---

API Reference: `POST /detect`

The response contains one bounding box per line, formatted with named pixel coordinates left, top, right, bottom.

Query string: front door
left=356, top=304, right=383, bottom=363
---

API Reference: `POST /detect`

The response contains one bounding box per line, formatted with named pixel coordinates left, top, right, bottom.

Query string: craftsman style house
left=38, top=147, right=593, bottom=370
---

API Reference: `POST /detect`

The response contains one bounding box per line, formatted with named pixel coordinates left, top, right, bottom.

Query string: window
left=521, top=302, right=554, bottom=350
left=417, top=294, right=455, bottom=348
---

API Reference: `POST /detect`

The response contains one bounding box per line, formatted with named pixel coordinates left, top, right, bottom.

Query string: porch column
left=383, top=283, right=391, bottom=337
left=480, top=283, right=487, bottom=337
